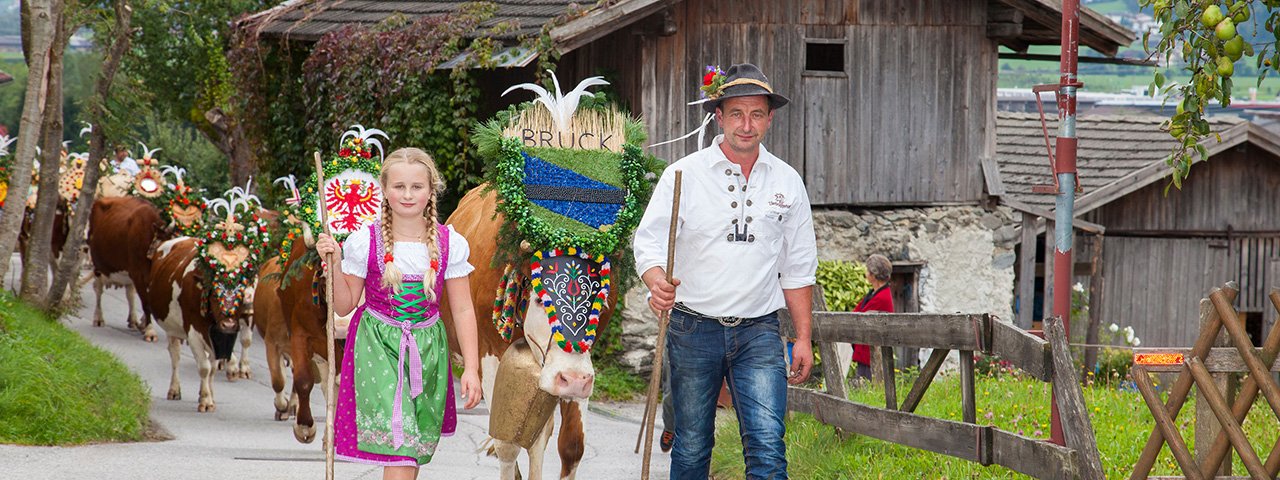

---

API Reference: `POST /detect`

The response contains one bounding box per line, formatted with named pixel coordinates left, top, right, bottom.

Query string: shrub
left=816, top=259, right=872, bottom=312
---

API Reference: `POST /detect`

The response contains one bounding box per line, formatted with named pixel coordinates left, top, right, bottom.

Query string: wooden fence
left=778, top=291, right=1104, bottom=479
left=1129, top=284, right=1280, bottom=480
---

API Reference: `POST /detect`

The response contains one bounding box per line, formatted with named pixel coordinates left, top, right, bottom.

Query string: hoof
left=226, top=370, right=238, bottom=382
left=167, top=390, right=181, bottom=401
left=93, top=318, right=103, bottom=327
left=143, top=332, right=158, bottom=343
left=239, top=368, right=253, bottom=380
left=294, top=423, right=317, bottom=444
left=197, top=402, right=216, bottom=413
left=274, top=410, right=291, bottom=421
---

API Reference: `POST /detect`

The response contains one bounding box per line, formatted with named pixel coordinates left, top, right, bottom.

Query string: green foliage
left=1140, top=0, right=1278, bottom=187
left=234, top=4, right=504, bottom=215
left=133, top=113, right=230, bottom=195
left=0, top=293, right=150, bottom=445
left=815, top=259, right=872, bottom=312
left=712, top=369, right=1276, bottom=479
left=123, top=0, right=271, bottom=124
left=590, top=360, right=648, bottom=402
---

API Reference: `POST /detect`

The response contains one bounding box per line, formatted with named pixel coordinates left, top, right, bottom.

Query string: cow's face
left=210, top=282, right=252, bottom=334
left=522, top=290, right=595, bottom=399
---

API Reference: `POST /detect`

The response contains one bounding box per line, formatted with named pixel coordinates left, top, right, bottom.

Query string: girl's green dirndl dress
left=335, top=223, right=462, bottom=466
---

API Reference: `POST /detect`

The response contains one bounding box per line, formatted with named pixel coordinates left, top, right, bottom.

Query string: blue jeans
left=667, top=308, right=789, bottom=480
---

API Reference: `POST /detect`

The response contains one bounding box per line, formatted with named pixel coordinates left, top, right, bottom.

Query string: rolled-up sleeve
left=632, top=166, right=677, bottom=279
left=778, top=184, right=817, bottom=289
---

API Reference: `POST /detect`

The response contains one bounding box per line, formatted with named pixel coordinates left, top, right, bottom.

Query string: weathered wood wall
left=1085, top=147, right=1280, bottom=233
left=1098, top=236, right=1232, bottom=347
left=1080, top=148, right=1280, bottom=346
left=563, top=0, right=994, bottom=206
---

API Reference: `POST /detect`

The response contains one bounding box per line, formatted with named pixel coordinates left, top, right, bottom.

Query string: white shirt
left=112, top=157, right=140, bottom=176
left=633, top=135, right=817, bottom=318
left=341, top=224, right=475, bottom=280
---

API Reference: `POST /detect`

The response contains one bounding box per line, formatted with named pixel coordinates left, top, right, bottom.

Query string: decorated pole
left=640, top=170, right=682, bottom=480
left=315, top=151, right=337, bottom=480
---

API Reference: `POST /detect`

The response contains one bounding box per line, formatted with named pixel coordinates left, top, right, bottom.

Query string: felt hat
left=702, top=63, right=790, bottom=113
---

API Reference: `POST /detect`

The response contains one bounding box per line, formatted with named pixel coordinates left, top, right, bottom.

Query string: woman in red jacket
left=852, top=254, right=894, bottom=380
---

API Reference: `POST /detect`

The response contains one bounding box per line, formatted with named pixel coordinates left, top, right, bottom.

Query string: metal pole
left=1050, top=0, right=1081, bottom=447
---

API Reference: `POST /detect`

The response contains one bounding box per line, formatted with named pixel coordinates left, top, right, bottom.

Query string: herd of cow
left=64, top=184, right=611, bottom=479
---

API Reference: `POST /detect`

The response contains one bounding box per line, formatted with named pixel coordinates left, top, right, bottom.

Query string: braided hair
left=378, top=147, right=446, bottom=296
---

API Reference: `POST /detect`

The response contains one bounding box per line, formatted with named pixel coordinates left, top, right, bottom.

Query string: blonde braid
left=380, top=200, right=405, bottom=293
left=421, top=196, right=441, bottom=300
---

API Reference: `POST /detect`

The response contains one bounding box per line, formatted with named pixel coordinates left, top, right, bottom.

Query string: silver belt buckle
left=717, top=316, right=744, bottom=327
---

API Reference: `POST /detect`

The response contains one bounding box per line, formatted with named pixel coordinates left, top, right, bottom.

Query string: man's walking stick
left=639, top=170, right=681, bottom=480
left=315, top=152, right=337, bottom=480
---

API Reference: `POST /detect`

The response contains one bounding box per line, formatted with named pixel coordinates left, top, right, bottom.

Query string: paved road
left=0, top=260, right=670, bottom=479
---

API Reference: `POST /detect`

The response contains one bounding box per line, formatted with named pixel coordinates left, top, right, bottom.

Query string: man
left=111, top=144, right=140, bottom=176
left=634, top=63, right=817, bottom=479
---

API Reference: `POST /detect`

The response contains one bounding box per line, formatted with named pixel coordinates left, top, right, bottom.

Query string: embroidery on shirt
left=769, top=192, right=791, bottom=209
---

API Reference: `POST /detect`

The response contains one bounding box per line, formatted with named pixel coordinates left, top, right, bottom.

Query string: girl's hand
left=315, top=233, right=339, bottom=257
left=460, top=370, right=482, bottom=409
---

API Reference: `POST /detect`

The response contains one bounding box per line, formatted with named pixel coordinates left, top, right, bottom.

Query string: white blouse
left=340, top=224, right=475, bottom=280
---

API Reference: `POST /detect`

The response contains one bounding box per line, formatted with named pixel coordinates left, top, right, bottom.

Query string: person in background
left=110, top=144, right=141, bottom=176
left=851, top=254, right=894, bottom=381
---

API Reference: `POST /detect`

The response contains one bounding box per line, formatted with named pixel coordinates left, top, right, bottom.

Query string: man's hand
left=642, top=267, right=680, bottom=314
left=788, top=341, right=813, bottom=385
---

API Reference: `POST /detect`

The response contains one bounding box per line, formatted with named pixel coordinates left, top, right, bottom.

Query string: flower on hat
left=699, top=65, right=726, bottom=99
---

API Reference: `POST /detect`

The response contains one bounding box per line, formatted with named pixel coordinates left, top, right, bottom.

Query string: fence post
left=1045, top=316, right=1105, bottom=480
left=1194, top=297, right=1236, bottom=477
left=811, top=285, right=846, bottom=401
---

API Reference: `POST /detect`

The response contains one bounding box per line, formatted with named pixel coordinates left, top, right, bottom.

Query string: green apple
left=1216, top=18, right=1237, bottom=41
left=1201, top=5, right=1225, bottom=28
left=1217, top=56, right=1235, bottom=77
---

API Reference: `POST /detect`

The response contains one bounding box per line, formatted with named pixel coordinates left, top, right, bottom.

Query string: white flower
left=1131, top=338, right=1141, bottom=347
left=1073, top=282, right=1085, bottom=293
left=1108, top=324, right=1119, bottom=333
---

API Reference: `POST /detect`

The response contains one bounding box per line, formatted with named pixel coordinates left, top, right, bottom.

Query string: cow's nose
left=554, top=371, right=594, bottom=399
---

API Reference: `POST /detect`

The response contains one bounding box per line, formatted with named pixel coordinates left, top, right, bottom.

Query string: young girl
left=315, top=147, right=482, bottom=480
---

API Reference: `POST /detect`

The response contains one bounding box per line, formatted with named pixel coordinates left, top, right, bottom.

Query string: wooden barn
left=251, top=0, right=1134, bottom=368
left=995, top=112, right=1280, bottom=348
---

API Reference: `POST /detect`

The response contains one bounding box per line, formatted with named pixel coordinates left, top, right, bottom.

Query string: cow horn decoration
left=273, top=175, right=302, bottom=206
left=160, top=166, right=187, bottom=190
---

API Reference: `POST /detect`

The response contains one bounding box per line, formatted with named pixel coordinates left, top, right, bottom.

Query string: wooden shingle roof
left=993, top=112, right=1280, bottom=218
left=247, top=0, right=1134, bottom=63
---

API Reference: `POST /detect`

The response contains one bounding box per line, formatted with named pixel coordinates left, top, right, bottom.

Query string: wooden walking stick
left=315, top=151, right=337, bottom=480
left=639, top=171, right=682, bottom=480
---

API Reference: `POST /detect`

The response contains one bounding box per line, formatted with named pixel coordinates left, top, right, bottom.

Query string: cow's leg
left=525, top=415, right=555, bottom=480
left=266, top=340, right=290, bottom=421
left=290, top=328, right=317, bottom=443
left=92, top=276, right=105, bottom=327
left=124, top=283, right=138, bottom=331
left=189, top=328, right=216, bottom=412
left=134, top=285, right=157, bottom=342
left=234, top=320, right=253, bottom=379
left=166, top=335, right=182, bottom=400
left=557, top=400, right=586, bottom=480
left=494, top=439, right=523, bottom=480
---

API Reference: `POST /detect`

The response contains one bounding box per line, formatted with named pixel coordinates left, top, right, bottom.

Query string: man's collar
left=705, top=134, right=776, bottom=172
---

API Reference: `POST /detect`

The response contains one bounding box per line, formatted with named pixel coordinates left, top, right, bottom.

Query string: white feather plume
left=206, top=198, right=230, bottom=218
left=160, top=166, right=187, bottom=188
left=273, top=175, right=301, bottom=205
left=79, top=122, right=92, bottom=138
left=137, top=141, right=161, bottom=160
left=0, top=135, right=16, bottom=157
left=339, top=124, right=390, bottom=161
left=501, top=71, right=610, bottom=132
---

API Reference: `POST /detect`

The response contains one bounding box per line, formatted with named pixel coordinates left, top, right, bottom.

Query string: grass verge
left=592, top=359, right=649, bottom=402
left=711, top=369, right=1279, bottom=479
left=0, top=294, right=151, bottom=445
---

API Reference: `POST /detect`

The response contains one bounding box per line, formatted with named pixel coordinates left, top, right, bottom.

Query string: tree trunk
left=0, top=0, right=56, bottom=290
left=204, top=107, right=257, bottom=187
left=22, top=9, right=68, bottom=301
left=45, top=0, right=132, bottom=309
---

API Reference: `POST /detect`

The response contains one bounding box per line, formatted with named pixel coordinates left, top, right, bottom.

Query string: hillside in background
left=1004, top=0, right=1280, bottom=100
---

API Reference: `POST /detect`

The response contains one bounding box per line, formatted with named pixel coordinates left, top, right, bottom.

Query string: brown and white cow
left=273, top=237, right=344, bottom=443
left=442, top=185, right=617, bottom=480
left=253, top=256, right=299, bottom=421
left=87, top=196, right=162, bottom=341
left=147, top=237, right=253, bottom=412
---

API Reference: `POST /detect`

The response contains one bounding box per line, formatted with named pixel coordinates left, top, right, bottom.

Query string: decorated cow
left=147, top=184, right=271, bottom=411
left=442, top=73, right=657, bottom=480
left=268, top=125, right=386, bottom=442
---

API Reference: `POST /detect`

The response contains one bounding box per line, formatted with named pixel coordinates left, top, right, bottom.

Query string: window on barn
left=805, top=41, right=845, bottom=74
